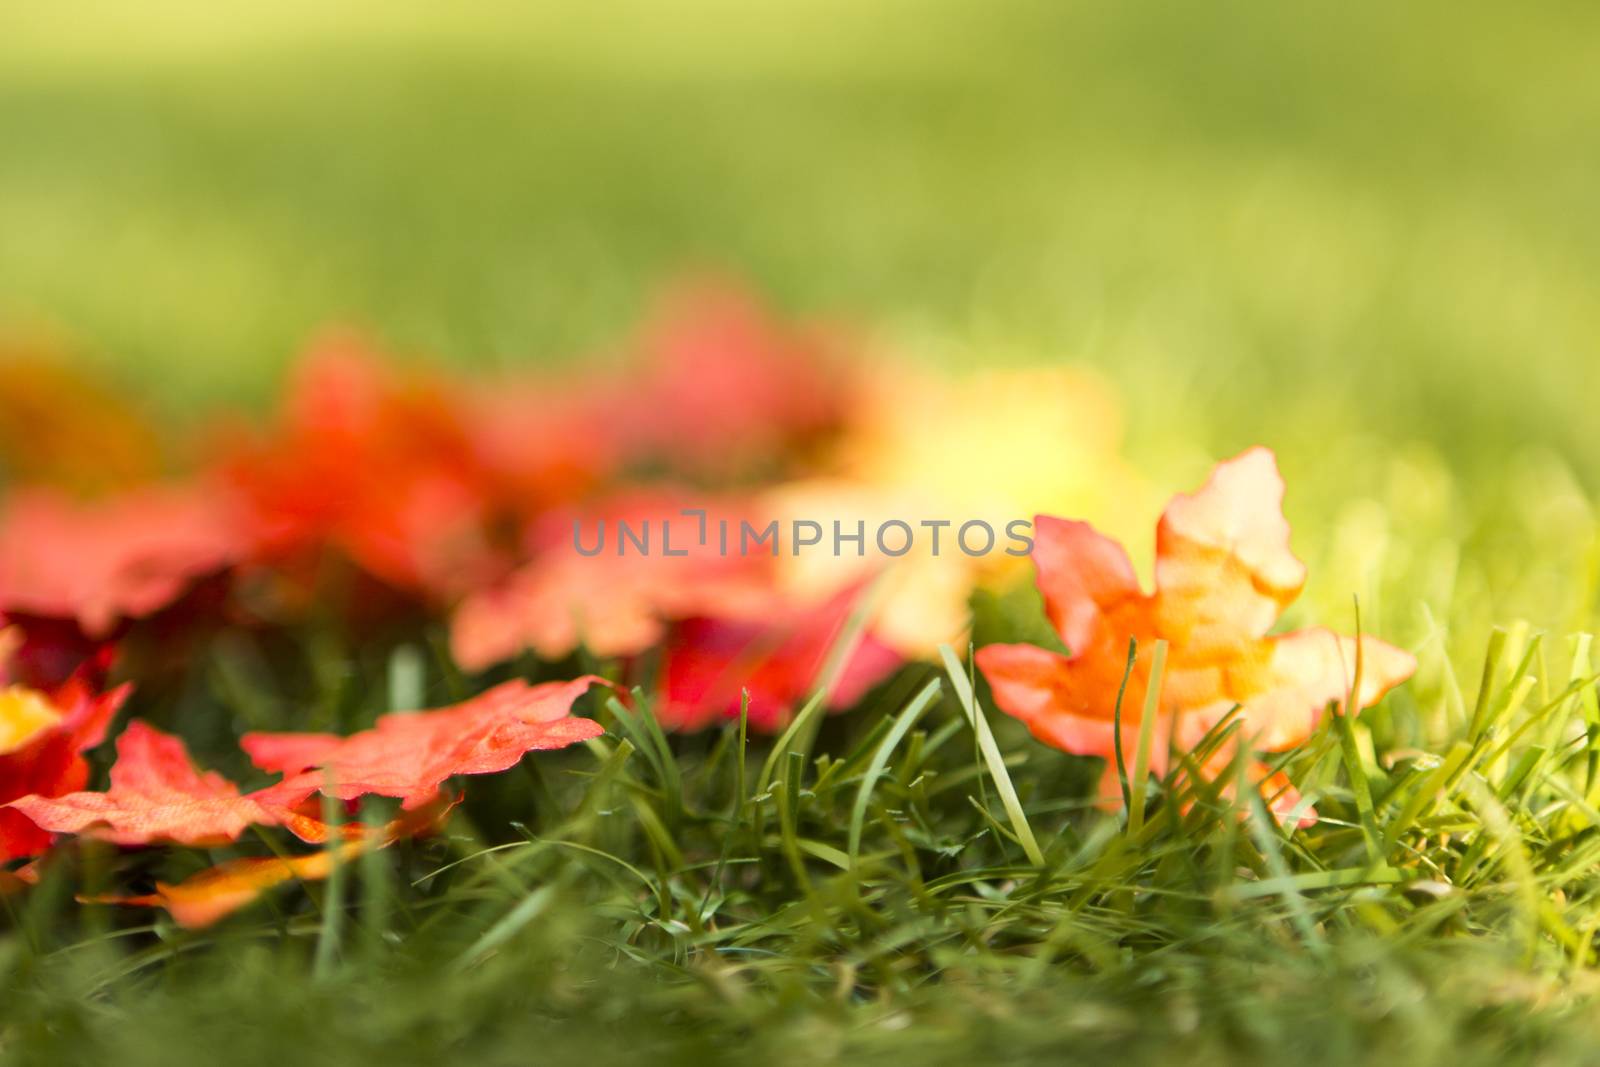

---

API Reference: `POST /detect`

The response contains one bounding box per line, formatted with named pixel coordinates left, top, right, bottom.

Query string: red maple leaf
left=6, top=721, right=281, bottom=848
left=657, top=586, right=901, bottom=733
left=0, top=673, right=130, bottom=861
left=246, top=676, right=611, bottom=810
left=451, top=493, right=780, bottom=670
left=8, top=678, right=608, bottom=851
left=0, top=484, right=243, bottom=639
left=213, top=337, right=508, bottom=601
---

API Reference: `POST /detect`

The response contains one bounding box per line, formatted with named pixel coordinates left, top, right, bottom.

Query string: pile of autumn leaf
left=0, top=283, right=1414, bottom=929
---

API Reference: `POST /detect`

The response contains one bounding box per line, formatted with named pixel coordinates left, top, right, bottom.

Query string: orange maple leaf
left=97, top=849, right=353, bottom=928
left=975, top=447, right=1415, bottom=819
left=0, top=349, right=163, bottom=492
left=85, top=795, right=458, bottom=929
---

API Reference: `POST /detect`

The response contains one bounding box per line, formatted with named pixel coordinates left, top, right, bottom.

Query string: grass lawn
left=3, top=3, right=1600, bottom=1064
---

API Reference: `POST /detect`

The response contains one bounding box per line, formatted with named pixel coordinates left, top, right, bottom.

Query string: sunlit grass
left=8, top=617, right=1600, bottom=1065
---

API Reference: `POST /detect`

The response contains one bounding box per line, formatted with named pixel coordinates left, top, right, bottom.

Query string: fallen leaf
left=6, top=721, right=278, bottom=847
left=0, top=485, right=243, bottom=638
left=976, top=447, right=1415, bottom=819
left=247, top=676, right=611, bottom=809
left=0, top=674, right=130, bottom=861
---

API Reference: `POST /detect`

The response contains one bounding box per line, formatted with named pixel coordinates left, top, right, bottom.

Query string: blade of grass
left=754, top=578, right=885, bottom=802
left=606, top=691, right=682, bottom=824
left=1126, top=639, right=1167, bottom=838
left=312, top=778, right=347, bottom=980
left=1111, top=638, right=1138, bottom=814
left=939, top=645, right=1045, bottom=867
left=848, top=678, right=941, bottom=861
left=1245, top=785, right=1326, bottom=956
left=387, top=644, right=425, bottom=711
left=1332, top=706, right=1382, bottom=865
left=450, top=885, right=557, bottom=973
left=1468, top=629, right=1509, bottom=740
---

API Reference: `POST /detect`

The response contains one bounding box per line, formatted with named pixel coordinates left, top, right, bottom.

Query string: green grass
left=3, top=1, right=1600, bottom=1063
left=7, top=621, right=1600, bottom=1066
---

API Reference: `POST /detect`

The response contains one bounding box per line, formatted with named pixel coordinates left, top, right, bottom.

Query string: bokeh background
left=3, top=0, right=1597, bottom=644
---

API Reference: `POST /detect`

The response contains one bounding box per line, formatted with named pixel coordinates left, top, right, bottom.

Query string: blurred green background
left=2, top=0, right=1597, bottom=636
